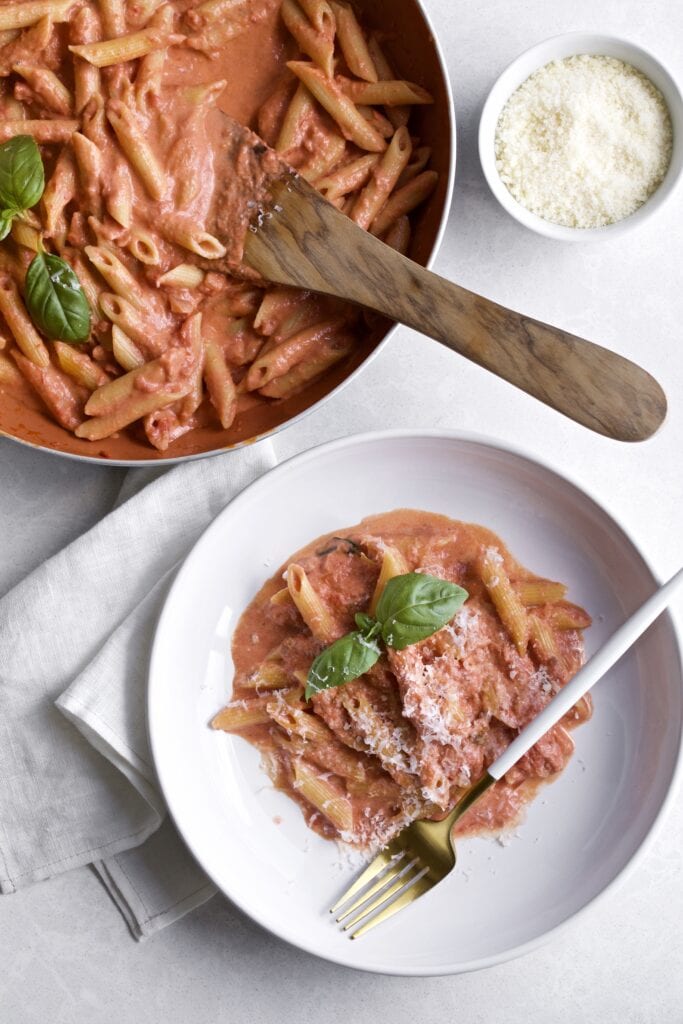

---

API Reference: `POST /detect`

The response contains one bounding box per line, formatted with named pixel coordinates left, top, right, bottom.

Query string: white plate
left=148, top=431, right=683, bottom=975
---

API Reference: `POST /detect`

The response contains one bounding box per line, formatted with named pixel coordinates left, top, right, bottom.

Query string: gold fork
left=330, top=567, right=683, bottom=938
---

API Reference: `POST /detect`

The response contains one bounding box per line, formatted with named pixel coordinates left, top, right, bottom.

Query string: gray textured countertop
left=2, top=0, right=682, bottom=1020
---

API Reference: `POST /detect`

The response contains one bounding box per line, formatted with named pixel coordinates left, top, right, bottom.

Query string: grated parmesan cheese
left=495, top=54, right=672, bottom=228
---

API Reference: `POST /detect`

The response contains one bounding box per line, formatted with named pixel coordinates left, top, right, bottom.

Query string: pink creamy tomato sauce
left=224, top=510, right=593, bottom=850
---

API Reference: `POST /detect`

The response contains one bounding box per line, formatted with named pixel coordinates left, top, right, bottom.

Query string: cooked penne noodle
left=366, top=33, right=409, bottom=128
left=281, top=0, right=335, bottom=78
left=369, top=169, right=438, bottom=236
left=76, top=387, right=186, bottom=439
left=258, top=336, right=351, bottom=398
left=287, top=61, right=386, bottom=152
left=253, top=286, right=302, bottom=334
left=382, top=214, right=411, bottom=254
left=528, top=614, right=558, bottom=661
left=397, top=145, right=431, bottom=187
left=0, top=118, right=78, bottom=142
left=369, top=544, right=409, bottom=616
left=242, top=661, right=291, bottom=689
left=98, top=0, right=126, bottom=38
left=0, top=28, right=19, bottom=46
left=85, top=245, right=148, bottom=310
left=329, top=1, right=377, bottom=83
left=351, top=125, right=411, bottom=230
left=126, top=226, right=161, bottom=265
left=299, top=130, right=345, bottom=183
left=204, top=338, right=236, bottom=428
left=103, top=161, right=134, bottom=229
left=68, top=251, right=104, bottom=313
left=297, top=0, right=330, bottom=29
left=158, top=263, right=205, bottom=288
left=71, top=5, right=102, bottom=115
left=10, top=218, right=41, bottom=251
left=69, top=26, right=185, bottom=68
left=357, top=103, right=393, bottom=138
left=0, top=349, right=23, bottom=387
left=160, top=214, right=227, bottom=259
left=107, top=99, right=167, bottom=199
left=515, top=579, right=568, bottom=606
left=12, top=350, right=84, bottom=430
left=211, top=696, right=273, bottom=731
left=99, top=291, right=165, bottom=350
left=0, top=272, right=49, bottom=367
left=548, top=604, right=593, bottom=631
left=71, top=131, right=103, bottom=217
left=136, top=2, right=174, bottom=108
left=269, top=586, right=294, bottom=607
left=13, top=63, right=72, bottom=115
left=286, top=563, right=336, bottom=643
left=246, top=318, right=345, bottom=390
left=111, top=324, right=145, bottom=371
left=275, top=80, right=315, bottom=152
left=292, top=759, right=353, bottom=832
left=0, top=0, right=73, bottom=31
left=53, top=341, right=109, bottom=390
left=338, top=76, right=434, bottom=107
left=479, top=547, right=529, bottom=655
left=316, top=152, right=379, bottom=201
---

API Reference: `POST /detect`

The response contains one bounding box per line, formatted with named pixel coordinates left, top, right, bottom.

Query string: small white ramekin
left=478, top=32, right=683, bottom=241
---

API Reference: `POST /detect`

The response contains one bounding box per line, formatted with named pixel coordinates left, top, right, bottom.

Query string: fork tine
left=329, top=846, right=403, bottom=914
left=350, top=872, right=433, bottom=939
left=335, top=854, right=413, bottom=923
left=342, top=859, right=426, bottom=931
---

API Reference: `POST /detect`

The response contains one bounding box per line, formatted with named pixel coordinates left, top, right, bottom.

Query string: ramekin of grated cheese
left=479, top=33, right=683, bottom=240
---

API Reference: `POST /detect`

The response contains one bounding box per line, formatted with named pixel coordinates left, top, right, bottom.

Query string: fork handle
left=488, top=567, right=683, bottom=780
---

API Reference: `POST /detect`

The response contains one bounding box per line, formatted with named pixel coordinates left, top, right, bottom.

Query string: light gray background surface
left=2, top=0, right=682, bottom=1020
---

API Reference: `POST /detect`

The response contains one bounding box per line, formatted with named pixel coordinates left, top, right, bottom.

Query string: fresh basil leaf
left=354, top=611, right=381, bottom=640
left=306, top=631, right=381, bottom=699
left=0, top=135, right=44, bottom=213
left=376, top=572, right=468, bottom=650
left=25, top=252, right=91, bottom=342
left=0, top=209, right=16, bottom=241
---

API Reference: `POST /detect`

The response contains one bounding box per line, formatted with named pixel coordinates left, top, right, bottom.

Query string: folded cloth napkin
left=0, top=440, right=277, bottom=938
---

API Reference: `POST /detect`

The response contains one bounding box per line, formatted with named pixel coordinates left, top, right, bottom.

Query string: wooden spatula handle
left=245, top=181, right=666, bottom=442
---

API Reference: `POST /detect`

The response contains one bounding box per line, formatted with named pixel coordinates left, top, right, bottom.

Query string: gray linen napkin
left=0, top=440, right=276, bottom=938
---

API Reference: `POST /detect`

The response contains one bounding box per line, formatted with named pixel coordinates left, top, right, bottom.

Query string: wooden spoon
left=214, top=123, right=667, bottom=442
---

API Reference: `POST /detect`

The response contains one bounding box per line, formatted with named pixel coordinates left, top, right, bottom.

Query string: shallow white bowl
left=148, top=430, right=683, bottom=976
left=479, top=32, right=683, bottom=241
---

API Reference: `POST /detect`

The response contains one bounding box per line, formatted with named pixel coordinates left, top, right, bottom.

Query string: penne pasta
left=158, top=263, right=205, bottom=288
left=479, top=547, right=529, bottom=656
left=126, top=226, right=161, bottom=265
left=242, top=660, right=291, bottom=690
left=13, top=64, right=72, bottom=115
left=338, top=76, right=434, bottom=107
left=136, top=2, right=175, bottom=109
left=287, top=60, right=386, bottom=152
left=203, top=338, right=236, bottom=428
left=111, top=324, right=145, bottom=371
left=105, top=161, right=134, bottom=229
left=369, top=169, right=438, bottom=237
left=366, top=33, right=409, bottom=128
left=12, top=349, right=83, bottom=430
left=69, top=26, right=186, bottom=68
left=258, top=336, right=351, bottom=398
left=0, top=0, right=73, bottom=32
left=316, top=152, right=379, bottom=201
left=107, top=99, right=167, bottom=200
left=281, top=0, right=335, bottom=79
left=548, top=603, right=593, bottom=631
left=98, top=0, right=126, bottom=38
left=292, top=759, right=353, bottom=832
left=246, top=318, right=346, bottom=390
left=329, top=1, right=377, bottom=83
left=369, top=544, right=409, bottom=616
left=85, top=245, right=149, bottom=310
left=286, top=563, right=336, bottom=643
left=160, top=214, right=226, bottom=259
left=71, top=132, right=103, bottom=217
left=99, top=292, right=165, bottom=351
left=53, top=341, right=109, bottom=390
left=275, top=80, right=316, bottom=153
left=10, top=218, right=42, bottom=252
left=515, top=579, right=568, bottom=606
left=0, top=118, right=78, bottom=142
left=350, top=125, right=411, bottom=230
left=528, top=614, right=558, bottom=662
left=75, top=388, right=187, bottom=439
left=71, top=5, right=103, bottom=115
left=211, top=695, right=274, bottom=731
left=0, top=272, right=49, bottom=367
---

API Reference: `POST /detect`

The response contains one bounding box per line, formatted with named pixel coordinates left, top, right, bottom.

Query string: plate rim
left=148, top=427, right=683, bottom=976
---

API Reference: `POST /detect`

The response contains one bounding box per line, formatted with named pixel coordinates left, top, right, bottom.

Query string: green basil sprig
left=24, top=252, right=91, bottom=342
left=0, top=135, right=44, bottom=240
left=305, top=572, right=468, bottom=699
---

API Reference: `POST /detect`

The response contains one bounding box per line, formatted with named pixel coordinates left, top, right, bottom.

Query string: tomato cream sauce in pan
left=223, top=511, right=593, bottom=850
left=0, top=0, right=452, bottom=460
